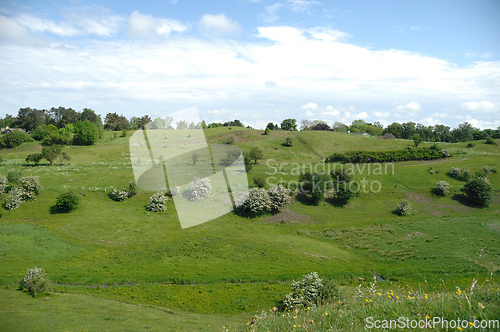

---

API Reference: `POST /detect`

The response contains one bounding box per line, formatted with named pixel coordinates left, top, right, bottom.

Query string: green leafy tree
left=281, top=118, right=297, bottom=131
left=55, top=191, right=80, bottom=211
left=73, top=120, right=99, bottom=145
left=26, top=153, right=43, bottom=165
left=384, top=122, right=403, bottom=138
left=0, top=131, right=34, bottom=149
left=243, top=152, right=253, bottom=171
left=249, top=147, right=264, bottom=164
left=461, top=177, right=492, bottom=206
left=263, top=127, right=270, bottom=135
left=412, top=134, right=423, bottom=147
left=41, top=145, right=62, bottom=166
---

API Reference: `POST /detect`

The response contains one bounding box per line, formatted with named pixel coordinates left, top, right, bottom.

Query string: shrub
left=449, top=167, right=461, bottom=178
left=482, top=166, right=494, bottom=175
left=0, top=131, right=34, bottom=149
left=433, top=181, right=450, bottom=196
left=284, top=136, right=293, bottom=147
left=121, top=129, right=127, bottom=137
left=267, top=184, right=291, bottom=211
left=0, top=176, right=7, bottom=194
left=253, top=177, right=266, bottom=188
left=243, top=153, right=253, bottom=172
left=263, top=127, right=270, bottom=135
left=20, top=176, right=43, bottom=200
left=282, top=272, right=325, bottom=310
left=335, top=186, right=356, bottom=204
left=330, top=170, right=353, bottom=183
left=440, top=149, right=450, bottom=157
left=394, top=200, right=411, bottom=216
left=485, top=137, right=496, bottom=145
left=249, top=147, right=264, bottom=164
left=147, top=192, right=168, bottom=212
left=491, top=166, right=498, bottom=173
left=127, top=181, right=137, bottom=197
left=73, top=120, right=99, bottom=146
left=327, top=147, right=450, bottom=163
left=466, top=142, right=475, bottom=148
left=109, top=189, right=129, bottom=202
left=186, top=177, right=212, bottom=201
left=20, top=267, right=48, bottom=297
left=59, top=151, right=71, bottom=164
left=167, top=185, right=181, bottom=197
left=237, top=187, right=272, bottom=215
left=461, top=177, right=492, bottom=206
left=460, top=169, right=473, bottom=181
left=7, top=171, right=22, bottom=183
left=5, top=187, right=25, bottom=210
left=26, top=153, right=43, bottom=165
left=41, top=145, right=62, bottom=166
left=55, top=191, right=80, bottom=211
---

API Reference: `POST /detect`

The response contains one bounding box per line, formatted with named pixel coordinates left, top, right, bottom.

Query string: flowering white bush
left=6, top=187, right=25, bottom=210
left=170, top=185, right=181, bottom=196
left=440, top=149, right=450, bottom=157
left=0, top=175, right=7, bottom=194
left=109, top=189, right=129, bottom=202
left=20, top=176, right=43, bottom=200
left=147, top=191, right=168, bottom=212
left=237, top=187, right=272, bottom=215
left=187, top=177, right=211, bottom=201
left=449, top=167, right=461, bottom=178
left=433, top=181, right=450, bottom=196
left=267, top=184, right=291, bottom=211
left=394, top=200, right=411, bottom=216
left=20, top=267, right=48, bottom=297
left=283, top=272, right=324, bottom=310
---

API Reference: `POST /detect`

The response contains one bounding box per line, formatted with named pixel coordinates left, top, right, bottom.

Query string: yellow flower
left=469, top=322, right=475, bottom=327
left=293, top=325, right=296, bottom=328
left=426, top=315, right=430, bottom=319
left=458, top=328, right=463, bottom=331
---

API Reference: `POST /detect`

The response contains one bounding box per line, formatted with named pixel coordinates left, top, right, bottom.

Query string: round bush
left=0, top=176, right=7, bottom=194
left=55, top=191, right=80, bottom=211
left=5, top=187, right=24, bottom=210
left=449, top=167, right=461, bottom=178
left=282, top=272, right=325, bottom=310
left=7, top=171, right=22, bottom=183
left=237, top=187, right=272, bottom=215
left=267, top=184, right=291, bottom=211
left=394, top=200, right=411, bottom=216
left=187, top=177, right=212, bottom=201
left=461, top=177, right=492, bottom=206
left=433, top=181, right=450, bottom=196
left=20, top=267, right=48, bottom=297
left=147, top=192, right=168, bottom=212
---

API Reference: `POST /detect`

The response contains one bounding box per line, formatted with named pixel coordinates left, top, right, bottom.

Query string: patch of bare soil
left=406, top=192, right=435, bottom=205
left=438, top=204, right=472, bottom=212
left=266, top=208, right=313, bottom=224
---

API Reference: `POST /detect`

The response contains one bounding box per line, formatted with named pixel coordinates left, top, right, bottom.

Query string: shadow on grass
left=451, top=194, right=483, bottom=208
left=295, top=192, right=316, bottom=206
left=49, top=205, right=72, bottom=215
left=325, top=196, right=349, bottom=207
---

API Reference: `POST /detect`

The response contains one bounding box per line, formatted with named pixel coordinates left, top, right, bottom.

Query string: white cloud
left=304, top=110, right=314, bottom=117
left=322, top=105, right=340, bottom=117
left=261, top=3, right=283, bottom=23
left=306, top=27, right=350, bottom=42
left=301, top=102, right=317, bottom=110
left=198, top=14, right=240, bottom=36
left=460, top=100, right=499, bottom=113
left=127, top=11, right=187, bottom=38
left=0, top=14, right=29, bottom=40
left=430, top=112, right=449, bottom=118
left=62, top=7, right=125, bottom=37
left=394, top=101, right=421, bottom=116
left=420, top=117, right=439, bottom=126
left=14, top=13, right=80, bottom=36
left=373, top=111, right=391, bottom=118
left=265, top=80, right=278, bottom=88
left=287, top=0, right=320, bottom=13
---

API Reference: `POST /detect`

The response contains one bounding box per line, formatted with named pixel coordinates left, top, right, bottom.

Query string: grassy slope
left=0, top=129, right=499, bottom=331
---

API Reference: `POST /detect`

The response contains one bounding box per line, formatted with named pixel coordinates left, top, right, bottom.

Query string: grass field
left=1, top=128, right=499, bottom=331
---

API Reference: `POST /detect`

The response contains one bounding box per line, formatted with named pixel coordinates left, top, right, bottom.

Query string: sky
left=0, top=0, right=499, bottom=129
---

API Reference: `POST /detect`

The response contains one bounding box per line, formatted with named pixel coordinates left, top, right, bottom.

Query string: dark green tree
left=41, top=145, right=62, bottom=166
left=281, top=119, right=297, bottom=131
left=73, top=120, right=99, bottom=145
left=249, top=147, right=264, bottom=164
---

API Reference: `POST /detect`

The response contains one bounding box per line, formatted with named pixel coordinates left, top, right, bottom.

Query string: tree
left=176, top=120, right=188, bottom=129
left=384, top=122, right=403, bottom=138
left=452, top=122, right=474, bottom=142
left=267, top=122, right=277, bottom=130
left=332, top=121, right=348, bottom=133
left=0, top=131, right=34, bottom=149
left=73, top=120, right=99, bottom=145
left=26, top=153, right=43, bottom=165
left=312, top=123, right=332, bottom=131
left=17, top=107, right=48, bottom=131
left=281, top=119, right=297, bottom=131
left=350, top=119, right=368, bottom=133
left=461, top=177, right=492, bottom=206
left=412, top=134, right=423, bottom=147
left=104, top=113, right=129, bottom=131
left=80, top=108, right=98, bottom=123
left=139, top=115, right=152, bottom=129
left=249, top=147, right=264, bottom=164
left=41, top=145, right=62, bottom=166
left=243, top=152, right=253, bottom=171
left=401, top=122, right=416, bottom=139
left=300, top=119, right=313, bottom=131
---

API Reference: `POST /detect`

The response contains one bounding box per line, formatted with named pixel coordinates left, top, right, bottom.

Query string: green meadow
left=1, top=128, right=499, bottom=331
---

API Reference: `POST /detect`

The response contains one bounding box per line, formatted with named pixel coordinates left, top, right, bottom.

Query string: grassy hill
left=0, top=128, right=499, bottom=331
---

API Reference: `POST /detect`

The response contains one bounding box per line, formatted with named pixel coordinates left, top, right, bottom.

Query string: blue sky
left=0, top=0, right=499, bottom=129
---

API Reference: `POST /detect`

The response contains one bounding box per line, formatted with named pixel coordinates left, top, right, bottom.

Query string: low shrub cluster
left=4, top=176, right=43, bottom=210
left=237, top=184, right=291, bottom=216
left=280, top=272, right=339, bottom=311
left=0, top=131, right=34, bottom=149
left=147, top=192, right=168, bottom=212
left=108, top=181, right=137, bottom=202
left=0, top=175, right=7, bottom=194
left=55, top=191, right=80, bottom=211
left=394, top=200, right=411, bottom=216
left=433, top=180, right=450, bottom=196
left=19, top=267, right=48, bottom=297
left=326, top=147, right=451, bottom=163
left=186, top=177, right=212, bottom=201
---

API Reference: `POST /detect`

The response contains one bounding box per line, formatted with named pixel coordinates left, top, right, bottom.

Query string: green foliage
left=412, top=134, right=423, bottom=147
left=394, top=200, right=411, bottom=216
left=461, top=177, right=492, bottom=206
left=5, top=187, right=24, bottom=210
left=267, top=184, right=291, bottom=211
left=327, top=147, right=451, bottom=163
left=128, top=181, right=137, bottom=197
left=253, top=177, right=266, bottom=188
left=7, top=171, right=22, bottom=183
left=263, top=127, right=270, bottom=135
left=73, top=120, right=99, bottom=146
left=237, top=187, right=272, bottom=215
left=192, top=153, right=199, bottom=165
left=147, top=192, right=168, bottom=212
left=26, top=153, right=43, bottom=165
left=42, top=131, right=70, bottom=146
left=0, top=131, right=34, bottom=149
left=280, top=118, right=297, bottom=131
left=283, top=136, right=293, bottom=147
left=59, top=151, right=71, bottom=164
left=0, top=175, right=7, bottom=194
left=466, top=142, right=475, bottom=148
left=249, top=147, right=264, bottom=164
left=433, top=180, right=450, bottom=196
left=20, top=176, right=43, bottom=200
left=281, top=272, right=337, bottom=310
left=243, top=152, right=253, bottom=172
left=41, top=145, right=62, bottom=166
left=485, top=137, right=497, bottom=145
left=449, top=167, right=461, bottom=178
left=121, top=129, right=127, bottom=137
left=19, top=267, right=48, bottom=297
left=108, top=189, right=129, bottom=202
left=55, top=191, right=80, bottom=211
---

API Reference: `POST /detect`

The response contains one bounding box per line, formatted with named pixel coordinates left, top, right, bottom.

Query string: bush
left=282, top=272, right=328, bottom=310
left=440, top=149, right=450, bottom=157
left=7, top=171, right=22, bottom=183
left=0, top=176, right=7, bottom=194
left=55, top=191, right=80, bottom=211
left=263, top=127, right=270, bottom=135
left=243, top=153, right=253, bottom=172
left=267, top=184, right=291, bottom=211
left=26, top=153, right=43, bottom=165
left=485, top=137, right=497, bottom=145
left=491, top=166, right=498, bottom=174
left=167, top=185, right=181, bottom=197
left=460, top=169, right=473, bottom=181
left=461, top=177, right=493, bottom=206
left=284, top=136, right=293, bottom=147
left=253, top=177, right=266, bottom=188
left=187, top=177, right=212, bottom=201
left=127, top=181, right=137, bottom=197
left=237, top=187, right=272, bottom=215
left=121, top=129, right=127, bottom=137
left=449, top=167, right=461, bottom=178
left=20, top=176, right=43, bottom=200
left=147, top=192, right=168, bottom=212
left=0, top=131, right=34, bottom=149
left=109, top=189, right=129, bottom=202
left=394, top=200, right=411, bottom=216
left=466, top=142, right=475, bottom=148
left=327, top=147, right=451, bottom=163
left=5, top=187, right=25, bottom=210
left=433, top=181, right=450, bottom=196
left=73, top=120, right=99, bottom=146
left=20, top=267, right=48, bottom=297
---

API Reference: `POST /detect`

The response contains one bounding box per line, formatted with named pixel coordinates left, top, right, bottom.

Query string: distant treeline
left=326, top=146, right=451, bottom=163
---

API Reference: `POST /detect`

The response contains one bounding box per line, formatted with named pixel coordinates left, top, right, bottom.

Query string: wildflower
left=478, top=302, right=485, bottom=310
